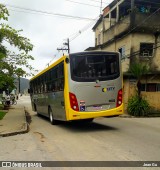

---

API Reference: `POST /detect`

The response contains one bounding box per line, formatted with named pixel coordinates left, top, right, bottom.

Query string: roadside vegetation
left=0, top=103, right=6, bottom=120
left=0, top=110, right=6, bottom=120
left=0, top=4, right=36, bottom=119
left=127, top=95, right=150, bottom=117
left=127, top=62, right=151, bottom=117
left=0, top=4, right=36, bottom=92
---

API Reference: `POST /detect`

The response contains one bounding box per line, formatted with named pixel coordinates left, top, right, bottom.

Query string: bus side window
left=52, top=82, right=56, bottom=92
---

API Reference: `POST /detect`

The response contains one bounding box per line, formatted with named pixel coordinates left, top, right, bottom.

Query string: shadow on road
left=59, top=121, right=118, bottom=133
left=34, top=114, right=118, bottom=133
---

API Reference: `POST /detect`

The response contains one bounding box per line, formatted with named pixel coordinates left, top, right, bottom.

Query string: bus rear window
left=70, top=52, right=120, bottom=82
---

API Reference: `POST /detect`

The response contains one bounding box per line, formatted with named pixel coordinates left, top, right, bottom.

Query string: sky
left=0, top=0, right=113, bottom=77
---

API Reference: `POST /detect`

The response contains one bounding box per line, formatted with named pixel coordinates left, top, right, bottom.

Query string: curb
left=119, top=114, right=135, bottom=118
left=119, top=114, right=160, bottom=118
left=0, top=108, right=31, bottom=138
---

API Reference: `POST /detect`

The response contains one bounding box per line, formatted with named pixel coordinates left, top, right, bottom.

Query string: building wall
left=103, top=18, right=111, bottom=31
left=100, top=35, right=131, bottom=73
left=95, top=22, right=103, bottom=45
left=131, top=33, right=154, bottom=51
left=131, top=33, right=160, bottom=71
left=96, top=31, right=160, bottom=112
left=142, top=92, right=160, bottom=111
left=103, top=16, right=130, bottom=42
left=124, top=76, right=160, bottom=112
left=92, top=0, right=160, bottom=113
left=152, top=35, right=160, bottom=71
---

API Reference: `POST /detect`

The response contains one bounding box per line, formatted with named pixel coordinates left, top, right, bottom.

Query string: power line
left=4, top=3, right=96, bottom=21
left=100, top=0, right=103, bottom=14
left=138, top=0, right=160, bottom=5
left=69, top=18, right=98, bottom=42
left=65, top=0, right=105, bottom=8
left=86, top=0, right=109, bottom=5
left=56, top=14, right=99, bottom=54
left=57, top=38, right=70, bottom=54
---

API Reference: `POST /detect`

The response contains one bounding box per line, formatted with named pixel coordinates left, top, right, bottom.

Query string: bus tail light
left=69, top=92, right=79, bottom=111
left=116, top=89, right=122, bottom=107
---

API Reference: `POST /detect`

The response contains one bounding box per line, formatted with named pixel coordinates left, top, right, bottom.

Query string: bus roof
left=30, top=55, right=66, bottom=81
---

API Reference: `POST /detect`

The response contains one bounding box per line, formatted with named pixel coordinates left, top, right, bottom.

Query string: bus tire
left=34, top=104, right=40, bottom=116
left=48, top=107, right=59, bottom=125
left=34, top=103, right=37, bottom=111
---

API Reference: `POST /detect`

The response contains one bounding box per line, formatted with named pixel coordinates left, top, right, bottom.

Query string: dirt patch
left=33, top=132, right=46, bottom=142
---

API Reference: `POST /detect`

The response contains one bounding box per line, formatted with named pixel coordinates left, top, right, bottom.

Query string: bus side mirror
left=28, top=89, right=30, bottom=94
left=65, top=58, right=70, bottom=64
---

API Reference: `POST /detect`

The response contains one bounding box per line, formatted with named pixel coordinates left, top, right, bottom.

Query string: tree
left=127, top=62, right=150, bottom=116
left=0, top=4, right=35, bottom=91
left=129, top=62, right=149, bottom=98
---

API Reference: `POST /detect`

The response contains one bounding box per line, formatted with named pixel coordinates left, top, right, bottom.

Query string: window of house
left=140, top=43, right=154, bottom=57
left=140, top=83, right=160, bottom=92
left=141, top=84, right=146, bottom=91
left=146, top=83, right=156, bottom=92
left=118, top=46, right=125, bottom=60
left=156, top=84, right=160, bottom=91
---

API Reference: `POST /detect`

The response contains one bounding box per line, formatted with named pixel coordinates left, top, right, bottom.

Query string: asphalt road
left=0, top=95, right=160, bottom=170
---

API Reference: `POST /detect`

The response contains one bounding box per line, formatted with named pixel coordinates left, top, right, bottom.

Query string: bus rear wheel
left=49, top=107, right=59, bottom=125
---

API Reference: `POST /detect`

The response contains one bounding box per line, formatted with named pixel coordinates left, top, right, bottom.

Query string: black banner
left=0, top=161, right=160, bottom=168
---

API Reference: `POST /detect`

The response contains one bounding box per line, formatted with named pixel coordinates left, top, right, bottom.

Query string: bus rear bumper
left=67, top=104, right=124, bottom=121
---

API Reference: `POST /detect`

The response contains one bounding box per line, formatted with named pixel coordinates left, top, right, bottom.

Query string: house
left=86, top=0, right=160, bottom=111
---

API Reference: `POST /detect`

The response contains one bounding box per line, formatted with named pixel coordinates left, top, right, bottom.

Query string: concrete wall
left=124, top=77, right=160, bottom=112
left=95, top=22, right=103, bottom=45
left=142, top=92, right=160, bottom=111
left=99, top=35, right=131, bottom=73
left=103, top=16, right=130, bottom=42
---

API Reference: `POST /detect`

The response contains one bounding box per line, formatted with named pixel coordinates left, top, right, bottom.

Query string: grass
left=0, top=104, right=7, bottom=120
left=0, top=111, right=6, bottom=120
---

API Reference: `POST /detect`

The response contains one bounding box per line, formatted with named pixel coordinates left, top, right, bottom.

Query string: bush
left=0, top=104, right=4, bottom=110
left=127, top=95, right=150, bottom=117
left=0, top=111, right=6, bottom=120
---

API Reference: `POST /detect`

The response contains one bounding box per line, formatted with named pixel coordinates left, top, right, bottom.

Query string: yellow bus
left=29, top=51, right=123, bottom=124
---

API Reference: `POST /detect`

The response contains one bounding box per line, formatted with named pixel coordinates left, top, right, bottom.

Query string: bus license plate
left=93, top=105, right=103, bottom=111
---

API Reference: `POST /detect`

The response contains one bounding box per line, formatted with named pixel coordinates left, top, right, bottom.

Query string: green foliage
left=129, top=62, right=149, bottom=80
left=0, top=111, right=6, bottom=120
left=127, top=95, right=150, bottom=117
left=0, top=104, right=4, bottom=110
left=129, top=62, right=150, bottom=98
left=0, top=4, right=9, bottom=21
left=0, top=4, right=36, bottom=90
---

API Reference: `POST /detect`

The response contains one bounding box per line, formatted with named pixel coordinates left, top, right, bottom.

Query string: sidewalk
left=0, top=101, right=28, bottom=137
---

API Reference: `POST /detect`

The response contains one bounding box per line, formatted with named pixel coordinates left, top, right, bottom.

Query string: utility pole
left=130, top=0, right=135, bottom=29
left=57, top=38, right=70, bottom=54
left=100, top=0, right=102, bottom=15
left=131, top=0, right=135, bottom=12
